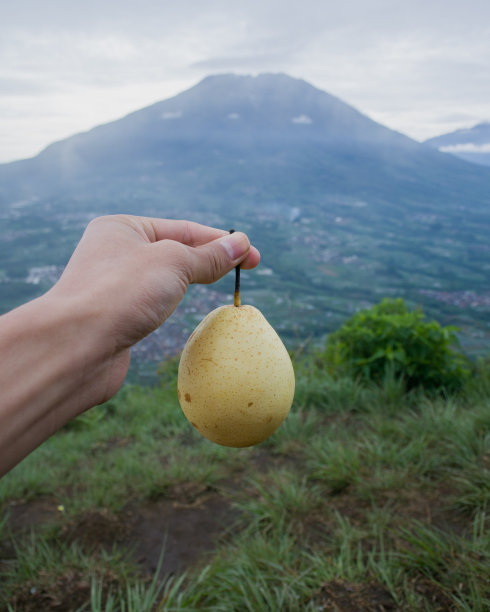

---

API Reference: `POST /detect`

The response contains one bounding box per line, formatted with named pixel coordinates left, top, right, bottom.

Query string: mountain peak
left=181, top=72, right=319, bottom=96
left=123, top=71, right=412, bottom=151
left=426, top=121, right=490, bottom=146
left=147, top=72, right=343, bottom=119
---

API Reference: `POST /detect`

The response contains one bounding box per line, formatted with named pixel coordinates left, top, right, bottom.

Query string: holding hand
left=0, top=215, right=260, bottom=476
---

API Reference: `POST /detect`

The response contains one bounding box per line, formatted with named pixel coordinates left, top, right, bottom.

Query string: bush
left=324, top=298, right=470, bottom=393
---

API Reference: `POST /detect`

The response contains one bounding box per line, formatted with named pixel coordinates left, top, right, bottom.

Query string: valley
left=1, top=186, right=489, bottom=386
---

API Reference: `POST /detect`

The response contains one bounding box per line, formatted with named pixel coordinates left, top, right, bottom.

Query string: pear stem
left=234, top=266, right=241, bottom=307
left=229, top=229, right=241, bottom=307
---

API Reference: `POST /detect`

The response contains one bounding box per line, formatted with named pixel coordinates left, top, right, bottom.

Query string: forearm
left=0, top=292, right=121, bottom=476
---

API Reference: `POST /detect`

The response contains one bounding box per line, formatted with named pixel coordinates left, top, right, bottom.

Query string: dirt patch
left=5, top=568, right=120, bottom=612
left=1, top=484, right=238, bottom=581
left=325, top=490, right=371, bottom=523
left=61, top=508, right=130, bottom=552
left=311, top=578, right=396, bottom=611
left=0, top=496, right=64, bottom=575
left=372, top=481, right=471, bottom=536
left=122, top=484, right=239, bottom=577
left=1, top=484, right=239, bottom=610
left=410, top=575, right=457, bottom=611
left=2, top=496, right=62, bottom=533
left=88, top=436, right=133, bottom=456
left=157, top=481, right=211, bottom=504
left=22, top=486, right=237, bottom=580
left=249, top=447, right=303, bottom=471
left=320, top=480, right=470, bottom=537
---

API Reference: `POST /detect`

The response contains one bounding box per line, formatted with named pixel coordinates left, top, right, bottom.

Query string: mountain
left=1, top=73, right=490, bottom=359
left=2, top=73, right=490, bottom=212
left=425, top=122, right=490, bottom=167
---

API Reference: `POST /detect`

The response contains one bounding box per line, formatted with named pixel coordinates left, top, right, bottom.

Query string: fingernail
left=219, top=232, right=250, bottom=261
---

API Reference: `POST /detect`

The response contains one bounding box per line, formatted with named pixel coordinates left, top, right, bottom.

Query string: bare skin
left=0, top=215, right=260, bottom=477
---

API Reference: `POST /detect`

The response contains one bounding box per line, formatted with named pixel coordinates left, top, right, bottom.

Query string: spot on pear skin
left=185, top=393, right=192, bottom=403
left=248, top=402, right=254, bottom=407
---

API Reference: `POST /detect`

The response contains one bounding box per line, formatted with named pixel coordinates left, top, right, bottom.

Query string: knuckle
left=165, top=241, right=193, bottom=283
left=86, top=214, right=115, bottom=231
left=207, top=249, right=224, bottom=283
left=181, top=220, right=194, bottom=245
left=86, top=215, right=106, bottom=228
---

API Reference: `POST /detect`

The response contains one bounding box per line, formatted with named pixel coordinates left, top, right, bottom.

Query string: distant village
left=419, top=289, right=490, bottom=309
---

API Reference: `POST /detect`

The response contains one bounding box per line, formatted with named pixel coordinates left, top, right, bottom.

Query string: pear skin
left=178, top=305, right=295, bottom=447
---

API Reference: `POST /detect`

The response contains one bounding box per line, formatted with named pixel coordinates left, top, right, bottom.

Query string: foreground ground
left=0, top=358, right=489, bottom=611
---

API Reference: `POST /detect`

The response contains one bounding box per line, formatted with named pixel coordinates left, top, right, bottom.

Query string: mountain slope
left=2, top=73, right=490, bottom=213
left=425, top=122, right=490, bottom=167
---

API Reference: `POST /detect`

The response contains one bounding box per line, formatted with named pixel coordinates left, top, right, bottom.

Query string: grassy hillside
left=1, top=353, right=489, bottom=611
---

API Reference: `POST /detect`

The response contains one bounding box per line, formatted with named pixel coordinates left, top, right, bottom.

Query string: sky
left=1, top=0, right=489, bottom=163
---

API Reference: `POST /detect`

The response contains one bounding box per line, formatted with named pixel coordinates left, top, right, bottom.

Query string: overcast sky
left=1, top=0, right=489, bottom=163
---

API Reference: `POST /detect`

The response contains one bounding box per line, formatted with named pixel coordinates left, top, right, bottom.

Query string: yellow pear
left=177, top=302, right=295, bottom=447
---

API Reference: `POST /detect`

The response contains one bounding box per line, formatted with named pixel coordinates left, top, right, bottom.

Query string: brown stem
left=229, top=229, right=241, bottom=307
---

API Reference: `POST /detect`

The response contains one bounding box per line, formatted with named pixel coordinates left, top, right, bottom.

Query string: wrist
left=0, top=290, right=127, bottom=475
left=39, top=287, right=127, bottom=408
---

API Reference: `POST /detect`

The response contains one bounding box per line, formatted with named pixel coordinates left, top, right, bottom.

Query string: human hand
left=49, top=215, right=260, bottom=400
left=0, top=215, right=260, bottom=476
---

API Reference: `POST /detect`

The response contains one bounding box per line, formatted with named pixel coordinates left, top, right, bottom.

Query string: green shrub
left=324, top=298, right=470, bottom=393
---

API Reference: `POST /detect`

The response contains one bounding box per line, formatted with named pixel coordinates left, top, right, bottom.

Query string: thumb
left=186, top=231, right=251, bottom=284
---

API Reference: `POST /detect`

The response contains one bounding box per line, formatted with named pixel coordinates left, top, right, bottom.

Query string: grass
left=1, top=354, right=489, bottom=610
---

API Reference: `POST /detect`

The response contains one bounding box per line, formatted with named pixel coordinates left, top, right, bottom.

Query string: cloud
left=162, top=111, right=183, bottom=120
left=0, top=77, right=54, bottom=95
left=291, top=115, right=313, bottom=124
left=439, top=143, right=490, bottom=153
left=191, top=53, right=288, bottom=72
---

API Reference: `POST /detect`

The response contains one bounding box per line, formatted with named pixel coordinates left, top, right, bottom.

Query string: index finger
left=145, top=218, right=228, bottom=246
